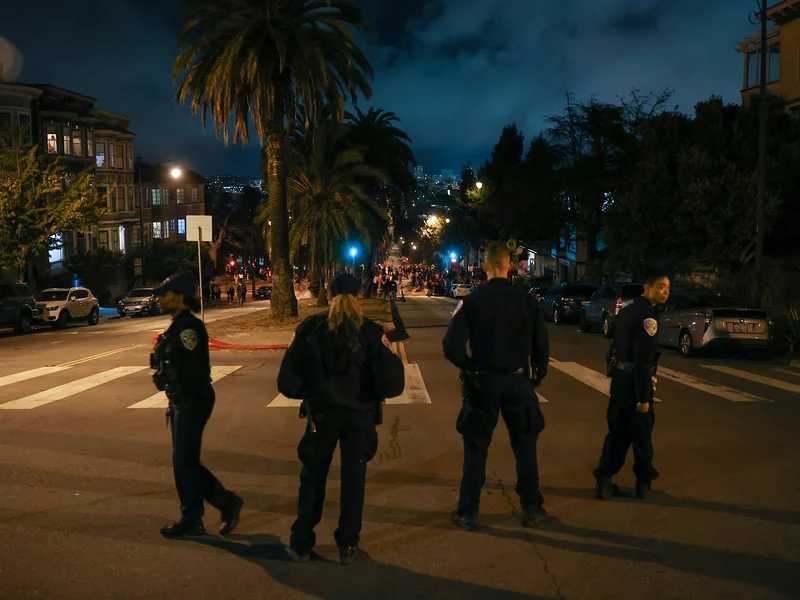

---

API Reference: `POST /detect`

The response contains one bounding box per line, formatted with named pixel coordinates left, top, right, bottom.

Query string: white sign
left=186, top=215, right=212, bottom=242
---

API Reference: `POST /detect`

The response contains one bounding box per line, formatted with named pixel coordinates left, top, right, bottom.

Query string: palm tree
left=288, top=115, right=386, bottom=306
left=173, top=0, right=373, bottom=318
left=344, top=107, right=416, bottom=293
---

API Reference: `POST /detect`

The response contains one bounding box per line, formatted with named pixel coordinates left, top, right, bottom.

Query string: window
left=127, top=145, right=133, bottom=170
left=769, top=41, right=780, bottom=82
left=63, top=127, right=71, bottom=155
left=132, top=227, right=141, bottom=246
left=163, top=221, right=169, bottom=237
left=96, top=142, right=106, bottom=167
left=169, top=219, right=176, bottom=233
left=46, top=125, right=58, bottom=153
left=747, top=51, right=759, bottom=88
left=152, top=222, right=162, bottom=239
left=108, top=143, right=116, bottom=168
left=111, top=228, right=119, bottom=251
left=17, top=113, right=31, bottom=144
left=115, top=144, right=124, bottom=169
left=162, top=188, right=169, bottom=205
left=134, top=186, right=141, bottom=209
left=87, top=131, right=94, bottom=156
left=73, top=290, right=89, bottom=300
left=48, top=233, right=64, bottom=264
left=98, top=230, right=109, bottom=250
left=190, top=187, right=198, bottom=203
left=0, top=112, right=10, bottom=146
left=178, top=218, right=186, bottom=235
left=72, top=130, right=83, bottom=157
left=151, top=188, right=162, bottom=206
left=118, top=186, right=126, bottom=211
left=176, top=188, right=185, bottom=204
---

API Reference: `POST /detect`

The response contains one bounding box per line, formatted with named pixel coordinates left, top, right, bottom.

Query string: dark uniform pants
left=170, top=390, right=236, bottom=522
left=594, top=372, right=658, bottom=483
left=290, top=407, right=379, bottom=553
left=457, top=374, right=545, bottom=516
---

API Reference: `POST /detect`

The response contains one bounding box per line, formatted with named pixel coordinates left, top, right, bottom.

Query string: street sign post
left=186, top=215, right=213, bottom=321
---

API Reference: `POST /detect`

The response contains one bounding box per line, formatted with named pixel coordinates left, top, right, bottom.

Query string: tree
left=174, top=0, right=373, bottom=319
left=68, top=248, right=123, bottom=306
left=0, top=128, right=107, bottom=280
left=206, top=190, right=238, bottom=271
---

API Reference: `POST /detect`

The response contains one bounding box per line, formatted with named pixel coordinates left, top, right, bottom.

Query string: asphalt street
left=0, top=296, right=798, bottom=599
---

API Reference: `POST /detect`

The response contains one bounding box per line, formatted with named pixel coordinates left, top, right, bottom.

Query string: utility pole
left=752, top=0, right=769, bottom=308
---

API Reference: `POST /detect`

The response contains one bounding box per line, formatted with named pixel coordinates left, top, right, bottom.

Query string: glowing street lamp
left=475, top=181, right=483, bottom=190
left=170, top=167, right=183, bottom=179
left=349, top=247, right=358, bottom=259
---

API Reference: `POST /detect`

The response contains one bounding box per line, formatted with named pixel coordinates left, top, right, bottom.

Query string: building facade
left=738, top=0, right=800, bottom=111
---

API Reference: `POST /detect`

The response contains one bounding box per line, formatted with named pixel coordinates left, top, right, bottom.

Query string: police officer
left=278, top=273, right=404, bottom=565
left=443, top=242, right=549, bottom=531
left=152, top=274, right=243, bottom=538
left=593, top=267, right=670, bottom=500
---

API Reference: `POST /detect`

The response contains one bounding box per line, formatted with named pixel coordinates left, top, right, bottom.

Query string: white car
left=36, top=287, right=101, bottom=329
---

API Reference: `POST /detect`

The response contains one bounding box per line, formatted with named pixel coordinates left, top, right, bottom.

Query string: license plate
left=732, top=323, right=747, bottom=333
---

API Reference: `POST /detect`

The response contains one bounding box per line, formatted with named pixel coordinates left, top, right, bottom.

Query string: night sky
left=2, top=0, right=758, bottom=176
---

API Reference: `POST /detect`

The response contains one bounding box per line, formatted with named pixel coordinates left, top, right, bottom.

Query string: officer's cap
left=330, top=273, right=360, bottom=298
left=153, top=274, right=197, bottom=298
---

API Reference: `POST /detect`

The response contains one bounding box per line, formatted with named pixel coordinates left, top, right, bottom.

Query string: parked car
left=580, top=282, right=645, bottom=338
left=117, top=288, right=160, bottom=317
left=35, top=287, right=100, bottom=329
left=541, top=283, right=597, bottom=325
left=0, top=282, right=40, bottom=335
left=255, top=285, right=272, bottom=299
left=657, top=291, right=772, bottom=357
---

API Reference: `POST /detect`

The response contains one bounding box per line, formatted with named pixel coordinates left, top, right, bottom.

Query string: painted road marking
left=387, top=363, right=432, bottom=404
left=773, top=367, right=800, bottom=378
left=127, top=366, right=243, bottom=409
left=549, top=361, right=663, bottom=403
left=0, top=366, right=71, bottom=389
left=0, top=366, right=148, bottom=410
left=700, top=365, right=800, bottom=395
left=57, top=344, right=144, bottom=368
left=658, top=367, right=769, bottom=402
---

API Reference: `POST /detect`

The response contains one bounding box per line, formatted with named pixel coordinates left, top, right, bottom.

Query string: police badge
left=180, top=329, right=199, bottom=350
left=643, top=318, right=658, bottom=337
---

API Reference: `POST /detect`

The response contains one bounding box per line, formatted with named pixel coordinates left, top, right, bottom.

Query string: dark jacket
left=278, top=314, right=404, bottom=410
left=613, top=295, right=659, bottom=404
left=155, top=310, right=211, bottom=402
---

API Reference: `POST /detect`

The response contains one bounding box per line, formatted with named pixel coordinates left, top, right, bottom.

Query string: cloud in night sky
left=2, top=0, right=758, bottom=176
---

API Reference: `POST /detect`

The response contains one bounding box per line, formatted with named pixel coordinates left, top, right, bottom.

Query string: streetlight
left=475, top=181, right=483, bottom=190
left=170, top=167, right=182, bottom=179
left=349, top=247, right=358, bottom=259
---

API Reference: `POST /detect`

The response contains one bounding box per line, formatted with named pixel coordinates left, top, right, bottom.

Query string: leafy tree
left=0, top=128, right=107, bottom=279
left=174, top=0, right=373, bottom=319
left=122, top=243, right=214, bottom=292
left=68, top=248, right=123, bottom=306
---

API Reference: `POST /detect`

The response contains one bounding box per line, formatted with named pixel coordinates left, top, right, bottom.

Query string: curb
left=209, top=339, right=288, bottom=351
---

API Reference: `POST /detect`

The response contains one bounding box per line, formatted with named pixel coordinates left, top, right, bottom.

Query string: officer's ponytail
left=184, top=295, right=202, bottom=313
left=327, top=293, right=363, bottom=331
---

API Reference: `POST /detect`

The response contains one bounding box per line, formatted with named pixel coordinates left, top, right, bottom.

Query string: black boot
left=595, top=476, right=619, bottom=500
left=451, top=510, right=479, bottom=532
left=219, top=495, right=244, bottom=536
left=635, top=480, right=651, bottom=500
left=520, top=505, right=548, bottom=527
left=339, top=545, right=361, bottom=566
left=160, top=519, right=206, bottom=538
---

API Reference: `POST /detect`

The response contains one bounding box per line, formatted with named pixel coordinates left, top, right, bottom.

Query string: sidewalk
left=204, top=297, right=393, bottom=350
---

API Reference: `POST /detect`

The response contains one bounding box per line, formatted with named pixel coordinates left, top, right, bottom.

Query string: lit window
left=95, top=142, right=106, bottom=167
left=63, top=127, right=71, bottom=155
left=49, top=233, right=64, bottom=264
left=72, top=130, right=83, bottom=157
left=169, top=219, right=176, bottom=233
left=162, top=188, right=169, bottom=205
left=153, top=222, right=162, bottom=239
left=98, top=230, right=109, bottom=250
left=151, top=189, right=161, bottom=206
left=163, top=221, right=169, bottom=237
left=109, top=144, right=116, bottom=168
left=87, top=131, right=94, bottom=156
left=176, top=188, right=185, bottom=204
left=178, top=218, right=186, bottom=235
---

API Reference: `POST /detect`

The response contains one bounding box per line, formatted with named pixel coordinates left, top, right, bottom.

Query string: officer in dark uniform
left=278, top=273, right=405, bottom=565
left=443, top=242, right=549, bottom=531
left=151, top=274, right=243, bottom=538
left=593, top=267, right=670, bottom=500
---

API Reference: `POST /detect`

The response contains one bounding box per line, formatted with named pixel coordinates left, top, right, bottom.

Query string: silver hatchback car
left=657, top=291, right=773, bottom=357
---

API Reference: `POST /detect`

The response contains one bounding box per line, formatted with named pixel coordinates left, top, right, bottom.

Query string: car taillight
left=704, top=309, right=712, bottom=333
left=615, top=297, right=622, bottom=314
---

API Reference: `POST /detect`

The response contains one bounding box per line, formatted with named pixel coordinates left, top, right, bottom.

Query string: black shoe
left=520, top=505, right=548, bottom=527
left=595, top=477, right=619, bottom=500
left=339, top=545, right=360, bottom=566
left=287, top=547, right=312, bottom=563
left=219, top=495, right=244, bottom=536
left=451, top=510, right=480, bottom=532
left=160, top=520, right=206, bottom=538
left=635, top=480, right=651, bottom=500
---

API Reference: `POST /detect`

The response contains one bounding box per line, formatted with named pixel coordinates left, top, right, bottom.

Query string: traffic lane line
left=57, top=344, right=144, bottom=367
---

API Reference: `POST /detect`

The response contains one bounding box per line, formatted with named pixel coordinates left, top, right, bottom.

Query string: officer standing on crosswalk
left=151, top=274, right=243, bottom=538
left=443, top=241, right=549, bottom=531
left=278, top=273, right=405, bottom=564
left=594, top=267, right=670, bottom=500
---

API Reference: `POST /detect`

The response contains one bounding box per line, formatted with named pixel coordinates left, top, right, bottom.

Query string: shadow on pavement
left=190, top=533, right=546, bottom=600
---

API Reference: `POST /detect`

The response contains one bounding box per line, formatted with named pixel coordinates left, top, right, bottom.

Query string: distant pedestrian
left=151, top=274, right=243, bottom=538
left=228, top=286, right=235, bottom=302
left=236, top=284, right=244, bottom=306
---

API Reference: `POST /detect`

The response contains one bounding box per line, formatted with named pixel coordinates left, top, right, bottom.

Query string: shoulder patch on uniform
left=381, top=334, right=391, bottom=349
left=180, top=329, right=199, bottom=350
left=643, top=318, right=658, bottom=337
left=453, top=300, right=464, bottom=317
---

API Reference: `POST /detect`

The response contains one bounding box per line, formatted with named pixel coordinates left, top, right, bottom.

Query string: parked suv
left=657, top=291, right=772, bottom=357
left=580, top=282, right=645, bottom=338
left=0, top=282, right=40, bottom=335
left=541, top=283, right=597, bottom=325
left=36, top=287, right=100, bottom=329
left=118, top=288, right=160, bottom=317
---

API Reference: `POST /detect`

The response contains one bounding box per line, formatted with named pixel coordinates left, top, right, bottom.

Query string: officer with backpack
left=278, top=273, right=405, bottom=565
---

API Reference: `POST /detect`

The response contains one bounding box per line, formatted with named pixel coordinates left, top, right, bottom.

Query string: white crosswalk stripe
left=659, top=367, right=769, bottom=403
left=548, top=358, right=663, bottom=403
left=773, top=367, right=800, bottom=378
left=700, top=365, right=800, bottom=394
left=126, top=366, right=243, bottom=409
left=0, top=366, right=148, bottom=410
left=0, top=366, right=71, bottom=388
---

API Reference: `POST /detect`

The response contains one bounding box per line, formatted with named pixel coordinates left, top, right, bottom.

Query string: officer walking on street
left=443, top=242, right=549, bottom=531
left=151, top=274, right=244, bottom=538
left=594, top=267, right=670, bottom=500
left=278, top=273, right=405, bottom=564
